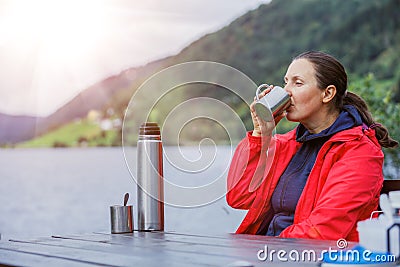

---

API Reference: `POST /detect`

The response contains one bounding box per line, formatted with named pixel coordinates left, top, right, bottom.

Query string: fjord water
left=0, top=147, right=245, bottom=240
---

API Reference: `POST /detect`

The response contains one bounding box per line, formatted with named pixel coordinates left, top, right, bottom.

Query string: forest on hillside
left=120, top=0, right=400, bottom=178
left=116, top=0, right=400, bottom=134
left=21, top=0, right=400, bottom=177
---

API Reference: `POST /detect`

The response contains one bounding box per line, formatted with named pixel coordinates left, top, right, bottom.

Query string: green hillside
left=115, top=0, right=400, bottom=139
left=27, top=0, right=400, bottom=142
left=167, top=0, right=399, bottom=83
left=22, top=0, right=400, bottom=176
left=117, top=0, right=400, bottom=178
left=18, top=118, right=118, bottom=148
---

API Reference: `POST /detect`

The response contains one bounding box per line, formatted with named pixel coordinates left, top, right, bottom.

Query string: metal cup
left=254, top=84, right=290, bottom=121
left=110, top=205, right=134, bottom=234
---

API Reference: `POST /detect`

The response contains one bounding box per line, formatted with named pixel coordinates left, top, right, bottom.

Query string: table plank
left=0, top=246, right=97, bottom=267
left=0, top=240, right=172, bottom=267
left=63, top=232, right=340, bottom=260
left=0, top=232, right=352, bottom=267
left=6, top=236, right=252, bottom=267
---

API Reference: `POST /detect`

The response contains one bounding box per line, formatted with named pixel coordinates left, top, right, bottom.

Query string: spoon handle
left=124, top=192, right=129, bottom=206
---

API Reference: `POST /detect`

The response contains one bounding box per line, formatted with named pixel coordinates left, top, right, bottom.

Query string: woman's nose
left=284, top=85, right=292, bottom=96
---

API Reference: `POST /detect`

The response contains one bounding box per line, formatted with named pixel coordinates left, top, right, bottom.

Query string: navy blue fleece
left=259, top=105, right=362, bottom=236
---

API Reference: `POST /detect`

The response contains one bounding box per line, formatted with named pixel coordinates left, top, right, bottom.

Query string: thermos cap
left=139, top=122, right=160, bottom=136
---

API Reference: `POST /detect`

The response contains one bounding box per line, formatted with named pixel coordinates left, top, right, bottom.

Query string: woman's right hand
left=250, top=85, right=287, bottom=137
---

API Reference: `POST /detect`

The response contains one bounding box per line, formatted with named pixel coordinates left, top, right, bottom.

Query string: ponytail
left=343, top=92, right=398, bottom=148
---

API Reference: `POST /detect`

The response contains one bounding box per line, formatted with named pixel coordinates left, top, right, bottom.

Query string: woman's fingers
left=256, top=84, right=274, bottom=100
left=251, top=84, right=278, bottom=137
left=250, top=100, right=256, bottom=114
left=252, top=84, right=274, bottom=112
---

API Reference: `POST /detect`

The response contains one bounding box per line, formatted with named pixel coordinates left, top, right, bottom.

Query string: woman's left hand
left=250, top=85, right=287, bottom=137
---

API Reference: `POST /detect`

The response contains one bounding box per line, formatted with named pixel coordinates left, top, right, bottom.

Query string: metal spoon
left=124, top=192, right=129, bottom=206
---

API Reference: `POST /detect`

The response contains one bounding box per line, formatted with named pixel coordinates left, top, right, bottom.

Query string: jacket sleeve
left=279, top=138, right=384, bottom=240
left=226, top=131, right=269, bottom=210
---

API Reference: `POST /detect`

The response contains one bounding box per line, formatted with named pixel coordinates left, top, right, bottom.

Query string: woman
left=226, top=51, right=398, bottom=241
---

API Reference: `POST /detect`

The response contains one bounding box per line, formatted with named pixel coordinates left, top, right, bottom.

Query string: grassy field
left=17, top=119, right=118, bottom=148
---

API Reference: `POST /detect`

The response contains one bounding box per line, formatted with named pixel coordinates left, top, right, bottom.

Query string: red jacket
left=226, top=126, right=383, bottom=241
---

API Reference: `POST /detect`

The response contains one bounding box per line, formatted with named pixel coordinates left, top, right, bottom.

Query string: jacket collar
left=284, top=125, right=379, bottom=148
left=295, top=105, right=362, bottom=143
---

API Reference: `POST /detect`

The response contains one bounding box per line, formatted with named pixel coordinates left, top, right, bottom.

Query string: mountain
left=2, top=0, right=399, bottom=146
left=0, top=73, right=132, bottom=145
left=34, top=68, right=137, bottom=134
left=0, top=113, right=38, bottom=143
left=108, top=0, right=400, bottom=114
left=0, top=59, right=164, bottom=145
left=166, top=0, right=400, bottom=83
left=108, top=0, right=400, bottom=143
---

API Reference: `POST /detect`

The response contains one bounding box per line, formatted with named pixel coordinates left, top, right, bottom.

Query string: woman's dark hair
left=294, top=51, right=398, bottom=148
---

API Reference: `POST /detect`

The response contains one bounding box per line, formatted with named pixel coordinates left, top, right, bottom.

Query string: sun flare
left=0, top=0, right=270, bottom=116
left=1, top=0, right=108, bottom=62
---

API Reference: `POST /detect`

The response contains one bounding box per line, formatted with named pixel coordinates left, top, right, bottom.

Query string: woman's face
left=284, top=58, right=325, bottom=124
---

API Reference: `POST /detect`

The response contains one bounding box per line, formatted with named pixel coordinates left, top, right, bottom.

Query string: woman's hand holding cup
left=250, top=84, right=287, bottom=137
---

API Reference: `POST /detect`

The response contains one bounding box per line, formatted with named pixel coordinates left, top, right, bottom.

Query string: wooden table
left=0, top=231, right=349, bottom=266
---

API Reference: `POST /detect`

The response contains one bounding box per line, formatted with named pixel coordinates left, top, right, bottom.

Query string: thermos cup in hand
left=254, top=84, right=291, bottom=121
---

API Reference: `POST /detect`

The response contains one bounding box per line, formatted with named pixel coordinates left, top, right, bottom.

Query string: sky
left=0, top=0, right=271, bottom=117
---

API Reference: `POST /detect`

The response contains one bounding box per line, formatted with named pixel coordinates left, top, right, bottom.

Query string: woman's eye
left=295, top=81, right=303, bottom=86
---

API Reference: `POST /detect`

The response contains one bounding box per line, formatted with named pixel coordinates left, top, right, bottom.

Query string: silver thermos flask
left=137, top=122, right=164, bottom=231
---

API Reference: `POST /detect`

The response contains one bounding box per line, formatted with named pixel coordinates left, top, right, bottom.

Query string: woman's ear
left=322, top=85, right=337, bottom=103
